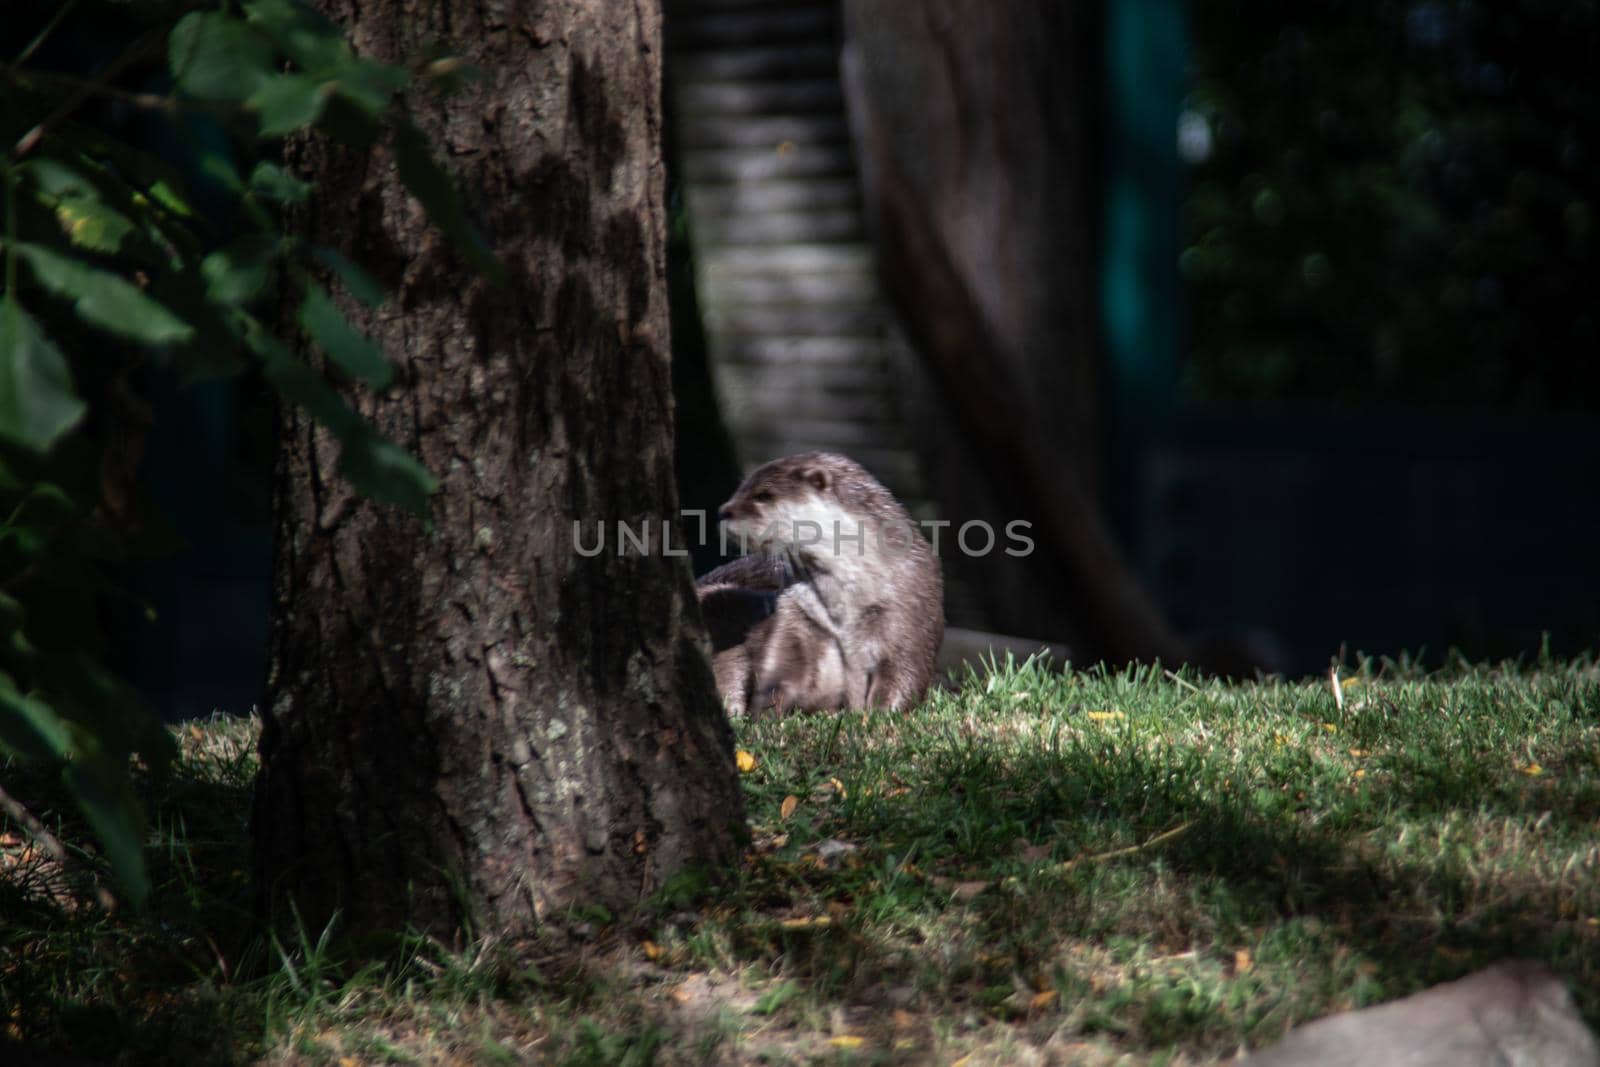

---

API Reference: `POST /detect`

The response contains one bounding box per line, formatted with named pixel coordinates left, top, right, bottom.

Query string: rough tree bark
left=252, top=0, right=745, bottom=937
left=840, top=2, right=1191, bottom=666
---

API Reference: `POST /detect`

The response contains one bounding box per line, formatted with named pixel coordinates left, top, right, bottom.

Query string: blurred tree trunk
left=841, top=2, right=1189, bottom=665
left=253, top=0, right=745, bottom=937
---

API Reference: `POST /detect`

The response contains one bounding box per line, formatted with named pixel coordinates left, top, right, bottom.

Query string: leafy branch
left=0, top=0, right=498, bottom=906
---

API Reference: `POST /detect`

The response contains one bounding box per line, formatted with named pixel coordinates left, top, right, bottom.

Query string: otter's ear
left=797, top=465, right=830, bottom=493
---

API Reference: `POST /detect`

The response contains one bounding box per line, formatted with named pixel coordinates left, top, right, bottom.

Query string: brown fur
left=695, top=452, right=943, bottom=714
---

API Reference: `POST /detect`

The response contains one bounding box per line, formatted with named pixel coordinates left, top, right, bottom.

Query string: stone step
left=676, top=114, right=850, bottom=151
left=719, top=382, right=895, bottom=423
left=680, top=143, right=854, bottom=183
left=700, top=269, right=878, bottom=305
left=671, top=44, right=837, bottom=83
left=693, top=207, right=864, bottom=245
left=673, top=78, right=844, bottom=116
left=668, top=5, right=835, bottom=49
left=700, top=243, right=875, bottom=277
left=716, top=336, right=886, bottom=366
left=719, top=357, right=891, bottom=394
left=685, top=177, right=860, bottom=216
left=704, top=302, right=883, bottom=337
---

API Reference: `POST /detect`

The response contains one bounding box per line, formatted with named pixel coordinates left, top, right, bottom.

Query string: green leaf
left=21, top=159, right=136, bottom=253
left=253, top=338, right=434, bottom=513
left=202, top=236, right=281, bottom=305
left=169, top=11, right=275, bottom=102
left=253, top=334, right=358, bottom=435
left=20, top=158, right=96, bottom=199
left=298, top=283, right=392, bottom=387
left=338, top=433, right=437, bottom=513
left=249, top=161, right=310, bottom=203
left=242, top=0, right=349, bottom=72
left=15, top=243, right=195, bottom=345
left=51, top=198, right=137, bottom=253
left=64, top=753, right=151, bottom=908
left=0, top=671, right=74, bottom=761
left=393, top=120, right=504, bottom=281
left=309, top=246, right=385, bottom=308
left=332, top=60, right=408, bottom=117
left=146, top=180, right=195, bottom=219
left=0, top=300, right=87, bottom=452
left=250, top=73, right=332, bottom=137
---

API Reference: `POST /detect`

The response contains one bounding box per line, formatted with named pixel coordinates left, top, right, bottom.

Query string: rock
left=1242, top=961, right=1600, bottom=1067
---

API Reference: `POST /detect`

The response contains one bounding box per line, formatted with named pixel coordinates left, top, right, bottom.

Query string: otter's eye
left=753, top=490, right=773, bottom=503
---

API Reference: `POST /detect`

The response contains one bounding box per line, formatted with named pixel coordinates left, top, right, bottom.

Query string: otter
left=695, top=452, right=944, bottom=714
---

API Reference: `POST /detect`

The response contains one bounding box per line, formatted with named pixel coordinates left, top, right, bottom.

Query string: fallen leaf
left=780, top=795, right=799, bottom=820
left=830, top=776, right=847, bottom=798
left=952, top=1055, right=973, bottom=1067
left=1234, top=948, right=1253, bottom=974
left=736, top=750, right=758, bottom=773
left=781, top=915, right=832, bottom=930
left=829, top=1035, right=864, bottom=1049
left=1086, top=710, right=1124, bottom=721
left=1354, top=769, right=1366, bottom=779
left=642, top=940, right=662, bottom=961
left=1522, top=763, right=1544, bottom=776
left=893, top=1009, right=916, bottom=1029
left=1029, top=989, right=1058, bottom=1010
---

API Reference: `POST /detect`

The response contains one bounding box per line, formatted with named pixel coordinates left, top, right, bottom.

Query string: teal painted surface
left=1101, top=0, right=1187, bottom=418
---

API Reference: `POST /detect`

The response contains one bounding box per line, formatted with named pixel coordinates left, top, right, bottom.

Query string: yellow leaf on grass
left=952, top=1055, right=973, bottom=1067
left=829, top=1035, right=864, bottom=1048
left=780, top=795, right=799, bottom=820
left=830, top=777, right=848, bottom=798
left=1522, top=763, right=1544, bottom=776
left=1029, top=989, right=1058, bottom=1010
left=736, top=750, right=758, bottom=773
left=1322, top=722, right=1338, bottom=732
left=642, top=940, right=662, bottom=960
left=1354, top=769, right=1366, bottom=779
left=781, top=915, right=832, bottom=929
left=1234, top=948, right=1253, bottom=974
left=1086, top=710, right=1124, bottom=721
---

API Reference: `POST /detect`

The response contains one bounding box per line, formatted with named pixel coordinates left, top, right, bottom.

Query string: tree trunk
left=840, top=2, right=1191, bottom=666
left=252, top=0, right=745, bottom=938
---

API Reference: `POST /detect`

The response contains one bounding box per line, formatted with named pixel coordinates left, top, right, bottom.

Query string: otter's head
left=718, top=452, right=875, bottom=561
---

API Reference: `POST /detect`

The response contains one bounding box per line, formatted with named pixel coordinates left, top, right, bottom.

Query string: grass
left=2, top=657, right=1598, bottom=1064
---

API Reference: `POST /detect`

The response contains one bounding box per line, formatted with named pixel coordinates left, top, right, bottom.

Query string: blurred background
left=669, top=0, right=1600, bottom=679
left=27, top=0, right=1593, bottom=715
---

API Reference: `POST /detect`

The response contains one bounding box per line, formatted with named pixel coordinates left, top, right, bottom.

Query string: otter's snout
left=718, top=503, right=736, bottom=523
